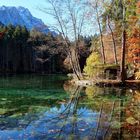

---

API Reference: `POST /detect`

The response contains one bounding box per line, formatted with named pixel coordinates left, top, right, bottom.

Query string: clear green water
left=0, top=75, right=139, bottom=140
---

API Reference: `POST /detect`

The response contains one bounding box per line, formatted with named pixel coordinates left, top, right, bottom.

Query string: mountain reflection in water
left=0, top=75, right=139, bottom=140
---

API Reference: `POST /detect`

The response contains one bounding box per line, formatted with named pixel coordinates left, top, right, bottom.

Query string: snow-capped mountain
left=0, top=6, right=50, bottom=34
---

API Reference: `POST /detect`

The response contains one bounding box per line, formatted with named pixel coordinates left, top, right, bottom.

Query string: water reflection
left=0, top=75, right=139, bottom=139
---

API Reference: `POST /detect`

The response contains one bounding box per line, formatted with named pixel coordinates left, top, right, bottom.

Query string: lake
left=0, top=75, right=139, bottom=140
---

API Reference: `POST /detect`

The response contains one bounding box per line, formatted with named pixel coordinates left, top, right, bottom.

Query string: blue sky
left=0, top=0, right=53, bottom=25
left=0, top=0, right=96, bottom=36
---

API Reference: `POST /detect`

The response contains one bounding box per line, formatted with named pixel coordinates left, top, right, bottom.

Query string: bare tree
left=87, top=0, right=106, bottom=64
left=40, top=0, right=87, bottom=79
left=107, top=15, right=118, bottom=64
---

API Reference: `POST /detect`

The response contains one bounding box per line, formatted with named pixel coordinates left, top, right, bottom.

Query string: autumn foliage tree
left=127, top=1, right=140, bottom=75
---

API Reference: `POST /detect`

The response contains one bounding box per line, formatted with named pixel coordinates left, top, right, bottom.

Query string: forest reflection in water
left=0, top=75, right=139, bottom=140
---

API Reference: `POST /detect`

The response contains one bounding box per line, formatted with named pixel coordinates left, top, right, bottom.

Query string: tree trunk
left=70, top=48, right=82, bottom=80
left=120, top=0, right=126, bottom=84
left=100, top=33, right=106, bottom=64
left=107, top=16, right=118, bottom=64
left=95, top=3, right=106, bottom=64
left=120, top=30, right=126, bottom=83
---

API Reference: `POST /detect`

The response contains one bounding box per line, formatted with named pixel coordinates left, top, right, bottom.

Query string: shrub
left=84, top=52, right=102, bottom=78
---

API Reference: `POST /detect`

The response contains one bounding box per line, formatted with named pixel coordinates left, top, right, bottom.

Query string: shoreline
left=71, top=79, right=140, bottom=88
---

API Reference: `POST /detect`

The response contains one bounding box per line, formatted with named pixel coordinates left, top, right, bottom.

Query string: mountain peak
left=17, top=6, right=29, bottom=13
left=18, top=6, right=26, bottom=9
left=0, top=6, right=51, bottom=34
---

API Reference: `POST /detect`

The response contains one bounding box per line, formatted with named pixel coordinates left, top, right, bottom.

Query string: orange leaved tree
left=127, top=1, right=140, bottom=72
